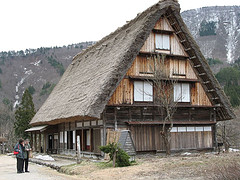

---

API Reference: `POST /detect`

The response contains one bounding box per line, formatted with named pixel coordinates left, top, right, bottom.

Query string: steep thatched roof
left=30, top=0, right=235, bottom=126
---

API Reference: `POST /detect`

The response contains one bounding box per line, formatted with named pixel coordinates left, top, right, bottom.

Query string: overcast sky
left=0, top=0, right=239, bottom=52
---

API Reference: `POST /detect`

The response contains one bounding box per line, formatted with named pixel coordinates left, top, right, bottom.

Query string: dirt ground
left=0, top=155, right=75, bottom=180
left=60, top=152, right=240, bottom=180
left=1, top=152, right=240, bottom=180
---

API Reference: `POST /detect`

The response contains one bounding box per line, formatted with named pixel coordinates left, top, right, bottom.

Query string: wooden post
left=213, top=109, right=218, bottom=150
left=114, top=108, right=117, bottom=131
left=113, top=150, right=116, bottom=168
left=81, top=130, right=84, bottom=151
left=89, top=128, right=92, bottom=152
left=43, top=133, right=46, bottom=153
left=2, top=142, right=5, bottom=154
left=34, top=132, right=37, bottom=152
left=103, top=110, right=106, bottom=146
left=30, top=132, right=33, bottom=148
left=39, top=133, right=41, bottom=153
left=77, top=135, right=82, bottom=164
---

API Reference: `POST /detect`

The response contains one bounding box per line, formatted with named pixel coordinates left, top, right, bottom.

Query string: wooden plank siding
left=108, top=78, right=133, bottom=105
left=154, top=17, right=173, bottom=31
left=130, top=125, right=212, bottom=152
left=140, top=32, right=155, bottom=53
left=191, top=83, right=212, bottom=106
left=106, top=15, right=215, bottom=152
left=140, top=17, right=187, bottom=56
left=170, top=33, right=187, bottom=56
left=108, top=56, right=211, bottom=106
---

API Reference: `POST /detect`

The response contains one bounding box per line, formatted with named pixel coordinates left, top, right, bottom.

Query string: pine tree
left=14, top=89, right=36, bottom=139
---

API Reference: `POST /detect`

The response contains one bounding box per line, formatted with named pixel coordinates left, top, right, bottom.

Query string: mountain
left=0, top=42, right=94, bottom=111
left=181, top=6, right=240, bottom=63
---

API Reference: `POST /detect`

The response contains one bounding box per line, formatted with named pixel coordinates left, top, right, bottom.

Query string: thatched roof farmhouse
left=28, top=0, right=235, bottom=155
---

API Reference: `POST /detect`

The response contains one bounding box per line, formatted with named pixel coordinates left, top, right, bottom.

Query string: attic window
left=155, top=34, right=170, bottom=50
left=134, top=81, right=153, bottom=102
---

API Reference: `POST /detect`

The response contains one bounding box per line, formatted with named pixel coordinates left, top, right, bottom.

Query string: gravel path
left=0, top=155, right=77, bottom=180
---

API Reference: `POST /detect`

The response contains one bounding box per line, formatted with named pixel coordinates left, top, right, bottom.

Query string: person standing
left=24, top=139, right=31, bottom=173
left=14, top=139, right=25, bottom=173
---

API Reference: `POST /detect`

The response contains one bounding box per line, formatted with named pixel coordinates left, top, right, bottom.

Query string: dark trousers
left=17, top=158, right=24, bottom=173
left=24, top=158, right=29, bottom=171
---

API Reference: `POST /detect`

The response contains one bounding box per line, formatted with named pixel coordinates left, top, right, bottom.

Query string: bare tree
left=217, top=109, right=240, bottom=152
left=148, top=54, right=179, bottom=155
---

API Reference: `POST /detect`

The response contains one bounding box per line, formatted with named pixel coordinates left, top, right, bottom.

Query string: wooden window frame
left=155, top=33, right=170, bottom=51
left=174, top=83, right=191, bottom=103
left=133, top=81, right=153, bottom=103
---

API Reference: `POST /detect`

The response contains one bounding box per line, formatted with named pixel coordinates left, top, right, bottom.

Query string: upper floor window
left=155, top=34, right=170, bottom=50
left=134, top=81, right=153, bottom=102
left=174, top=83, right=190, bottom=102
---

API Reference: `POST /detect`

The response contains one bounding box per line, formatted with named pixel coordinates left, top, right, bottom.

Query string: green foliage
left=100, top=142, right=130, bottom=167
left=216, top=66, right=240, bottom=107
left=14, top=89, right=36, bottom=139
left=216, top=67, right=240, bottom=86
left=40, top=82, right=56, bottom=96
left=0, top=68, right=2, bottom=74
left=47, top=56, right=65, bottom=75
left=199, top=20, right=217, bottom=36
left=207, top=58, right=223, bottom=66
left=116, top=148, right=131, bottom=167
left=2, top=97, right=12, bottom=111
left=224, top=85, right=240, bottom=107
left=2, top=98, right=10, bottom=105
left=0, top=80, right=2, bottom=89
left=43, top=82, right=51, bottom=90
left=28, top=85, right=35, bottom=95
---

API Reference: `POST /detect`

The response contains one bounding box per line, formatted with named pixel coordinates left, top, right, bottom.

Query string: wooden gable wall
left=108, top=16, right=212, bottom=107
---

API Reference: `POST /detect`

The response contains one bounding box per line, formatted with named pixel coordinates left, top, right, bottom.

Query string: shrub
left=47, top=56, right=65, bottom=76
left=207, top=58, right=223, bottom=66
left=28, top=85, right=35, bottom=95
left=2, top=98, right=10, bottom=105
left=100, top=142, right=130, bottom=167
left=40, top=82, right=56, bottom=96
left=199, top=20, right=216, bottom=36
left=116, top=148, right=131, bottom=167
left=210, top=162, right=240, bottom=180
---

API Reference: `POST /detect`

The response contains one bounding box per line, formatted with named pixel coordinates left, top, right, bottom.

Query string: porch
left=26, top=119, right=104, bottom=156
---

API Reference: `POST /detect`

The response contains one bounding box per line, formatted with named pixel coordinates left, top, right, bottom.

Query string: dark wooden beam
left=138, top=52, right=189, bottom=60
left=127, top=75, right=199, bottom=82
left=152, top=29, right=174, bottom=34
left=126, top=121, right=216, bottom=125
left=107, top=104, right=216, bottom=108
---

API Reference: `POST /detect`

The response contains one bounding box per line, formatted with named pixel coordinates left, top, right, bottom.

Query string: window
left=134, top=81, right=153, bottom=102
left=178, top=127, right=186, bottom=132
left=174, top=83, right=190, bottom=102
left=187, top=127, right=195, bottom=132
left=155, top=34, right=170, bottom=50
left=170, top=126, right=212, bottom=133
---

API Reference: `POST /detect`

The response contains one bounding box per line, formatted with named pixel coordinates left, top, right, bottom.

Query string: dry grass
left=60, top=152, right=240, bottom=180
left=210, top=162, right=240, bottom=180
